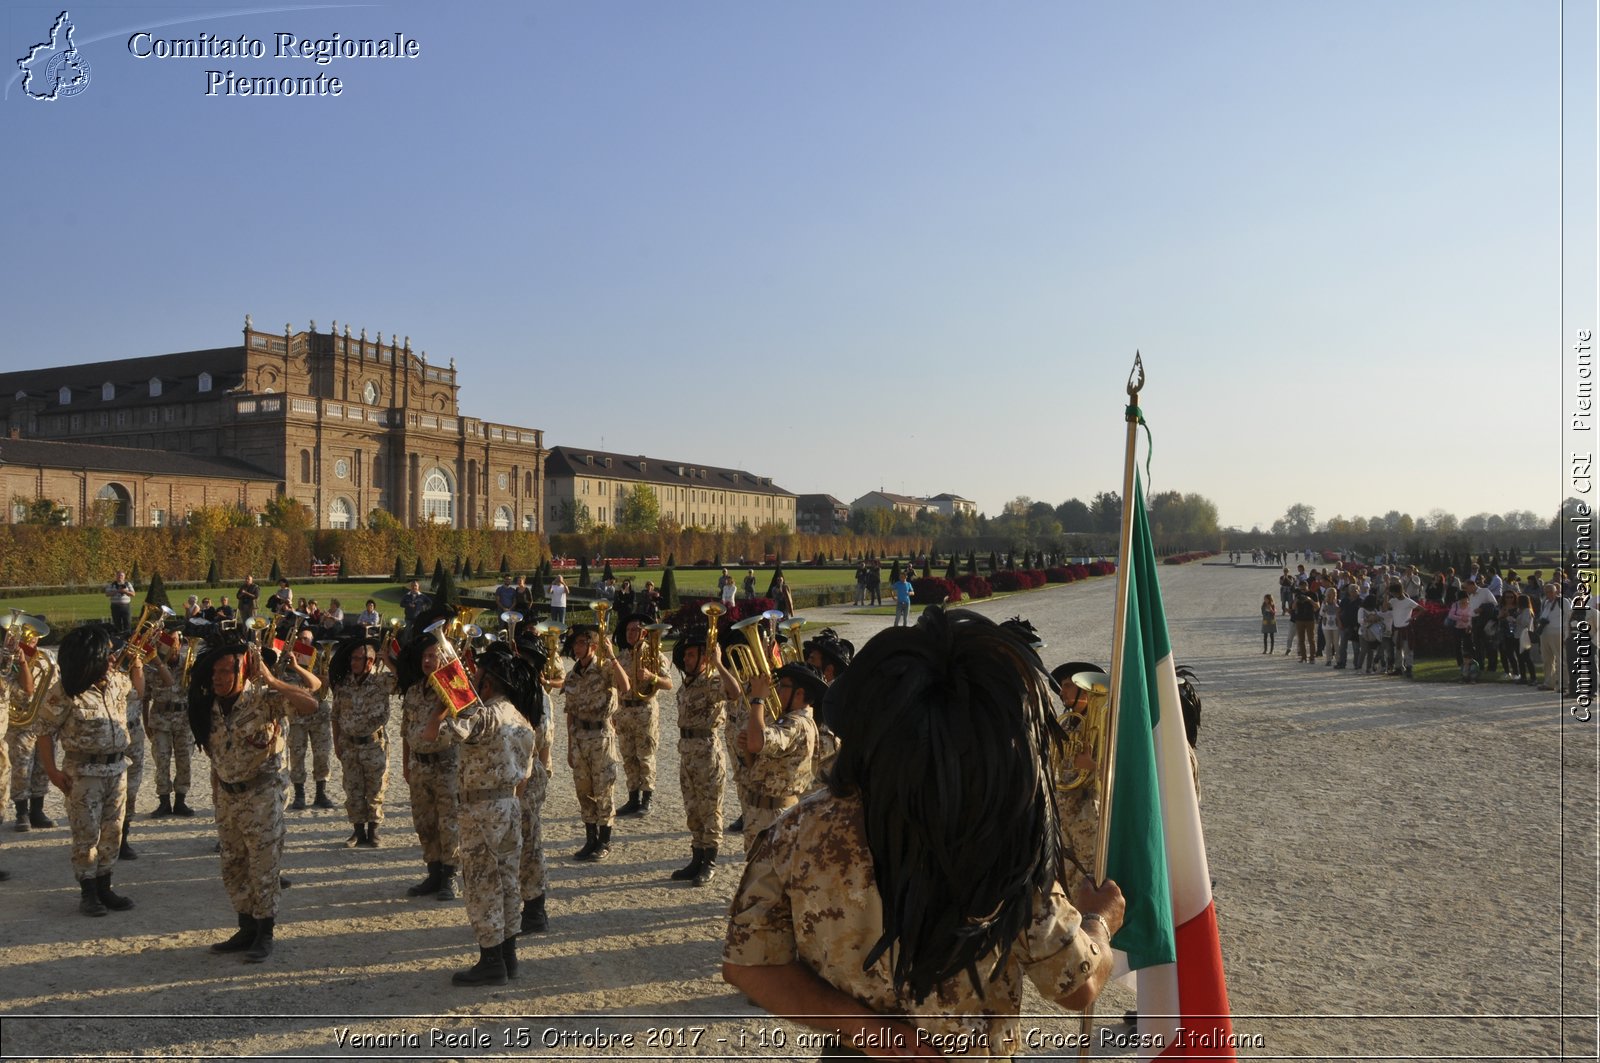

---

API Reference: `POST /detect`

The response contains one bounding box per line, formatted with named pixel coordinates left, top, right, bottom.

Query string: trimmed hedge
left=911, top=576, right=962, bottom=605
left=954, top=574, right=992, bottom=599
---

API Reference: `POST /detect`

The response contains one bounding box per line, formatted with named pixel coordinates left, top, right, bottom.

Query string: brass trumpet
left=532, top=620, right=565, bottom=683
left=700, top=602, right=724, bottom=678
left=1054, top=670, right=1110, bottom=792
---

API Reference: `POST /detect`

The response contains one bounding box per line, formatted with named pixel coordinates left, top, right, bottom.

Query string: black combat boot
left=593, top=824, right=612, bottom=861
left=694, top=845, right=718, bottom=887
left=636, top=789, right=653, bottom=817
left=96, top=872, right=134, bottom=911
left=212, top=913, right=257, bottom=953
left=572, top=823, right=599, bottom=861
left=617, top=789, right=642, bottom=816
left=289, top=785, right=307, bottom=811
left=436, top=865, right=458, bottom=901
left=670, top=847, right=703, bottom=881
left=500, top=935, right=519, bottom=979
left=152, top=794, right=173, bottom=818
left=245, top=917, right=275, bottom=962
left=79, top=877, right=107, bottom=917
left=28, top=796, right=54, bottom=829
left=118, top=816, right=137, bottom=861
left=345, top=822, right=368, bottom=848
left=312, top=782, right=335, bottom=809
left=14, top=799, right=29, bottom=832
left=728, top=814, right=744, bottom=834
left=362, top=822, right=380, bottom=848
left=520, top=894, right=547, bottom=933
left=451, top=945, right=508, bottom=987
left=407, top=861, right=442, bottom=897
left=173, top=792, right=194, bottom=816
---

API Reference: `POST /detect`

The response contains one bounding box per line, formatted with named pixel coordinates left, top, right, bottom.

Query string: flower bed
left=955, top=574, right=992, bottom=599
left=911, top=576, right=963, bottom=605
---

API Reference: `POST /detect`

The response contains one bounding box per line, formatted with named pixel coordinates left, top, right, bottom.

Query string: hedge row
left=1162, top=550, right=1217, bottom=565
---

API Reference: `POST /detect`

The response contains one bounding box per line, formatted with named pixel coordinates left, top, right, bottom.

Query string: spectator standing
left=1260, top=594, right=1277, bottom=654
left=546, top=575, right=569, bottom=624
left=854, top=563, right=868, bottom=607
left=1319, top=592, right=1342, bottom=668
left=773, top=576, right=795, bottom=619
left=1291, top=591, right=1317, bottom=662
left=1537, top=583, right=1570, bottom=693
left=869, top=562, right=883, bottom=606
left=1387, top=583, right=1419, bottom=678
left=494, top=576, right=518, bottom=614
left=105, top=571, right=135, bottom=634
left=742, top=570, right=757, bottom=602
left=1447, top=593, right=1476, bottom=680
left=237, top=576, right=260, bottom=622
left=272, top=579, right=294, bottom=615
left=890, top=574, right=913, bottom=627
left=639, top=580, right=661, bottom=621
left=512, top=577, right=534, bottom=617
left=718, top=569, right=736, bottom=610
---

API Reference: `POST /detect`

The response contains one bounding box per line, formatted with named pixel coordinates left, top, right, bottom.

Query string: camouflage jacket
left=333, top=671, right=395, bottom=739
left=40, top=671, right=133, bottom=775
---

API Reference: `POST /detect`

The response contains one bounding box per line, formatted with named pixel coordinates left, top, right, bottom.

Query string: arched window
left=101, top=382, right=115, bottom=401
left=58, top=387, right=71, bottom=405
left=525, top=472, right=533, bottom=495
left=198, top=372, right=212, bottom=393
left=300, top=450, right=312, bottom=482
left=493, top=505, right=512, bottom=531
left=523, top=514, right=537, bottom=532
left=422, top=467, right=455, bottom=525
left=95, top=483, right=131, bottom=526
left=148, top=377, right=162, bottom=397
left=328, top=497, right=354, bottom=530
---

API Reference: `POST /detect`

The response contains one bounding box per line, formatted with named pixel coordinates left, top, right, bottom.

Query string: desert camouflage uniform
left=39, top=672, right=133, bottom=880
left=518, top=697, right=553, bottom=901
left=8, top=713, right=50, bottom=806
left=332, top=671, right=396, bottom=825
left=724, top=696, right=751, bottom=824
left=286, top=695, right=333, bottom=788
left=401, top=683, right=460, bottom=866
left=562, top=659, right=619, bottom=826
left=208, top=682, right=293, bottom=919
left=614, top=645, right=661, bottom=793
left=1059, top=785, right=1100, bottom=895
left=674, top=671, right=727, bottom=847
left=0, top=681, right=10, bottom=857
left=438, top=695, right=534, bottom=948
left=740, top=701, right=816, bottom=852
left=726, top=791, right=1105, bottom=1055
left=145, top=664, right=193, bottom=798
left=810, top=724, right=840, bottom=792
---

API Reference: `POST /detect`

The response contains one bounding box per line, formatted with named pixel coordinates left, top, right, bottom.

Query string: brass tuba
left=1054, top=670, right=1110, bottom=793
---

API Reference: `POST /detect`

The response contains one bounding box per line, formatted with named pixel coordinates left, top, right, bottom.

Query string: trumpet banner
left=1107, top=473, right=1236, bottom=1060
left=428, top=658, right=477, bottom=717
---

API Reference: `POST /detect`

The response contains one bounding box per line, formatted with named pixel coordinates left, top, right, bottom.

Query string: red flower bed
left=1087, top=560, right=1116, bottom=576
left=911, top=576, right=963, bottom=605
left=1162, top=551, right=1216, bottom=565
left=991, top=569, right=1048, bottom=592
left=665, top=596, right=776, bottom=634
left=955, top=574, right=992, bottom=599
left=1409, top=600, right=1455, bottom=658
left=1045, top=567, right=1074, bottom=583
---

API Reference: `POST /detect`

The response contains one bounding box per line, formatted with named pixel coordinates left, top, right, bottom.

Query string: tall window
left=101, top=382, right=115, bottom=400
left=493, top=505, right=512, bottom=531
left=300, top=450, right=312, bottom=482
left=328, top=497, right=353, bottom=529
left=422, top=467, right=455, bottom=524
left=95, top=483, right=131, bottom=526
left=198, top=372, right=212, bottom=392
left=149, top=377, right=162, bottom=397
left=58, top=387, right=71, bottom=405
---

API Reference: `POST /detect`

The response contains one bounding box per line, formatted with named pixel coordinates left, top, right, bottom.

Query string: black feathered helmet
left=561, top=623, right=598, bottom=660
left=802, top=628, right=854, bottom=676
left=512, top=631, right=550, bottom=676
left=771, top=662, right=828, bottom=706
left=476, top=643, right=544, bottom=727
left=672, top=626, right=708, bottom=673
left=328, top=632, right=383, bottom=687
left=186, top=636, right=253, bottom=754
left=57, top=624, right=114, bottom=698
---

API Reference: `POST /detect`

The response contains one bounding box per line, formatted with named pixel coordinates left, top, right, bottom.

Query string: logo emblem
left=18, top=11, right=91, bottom=101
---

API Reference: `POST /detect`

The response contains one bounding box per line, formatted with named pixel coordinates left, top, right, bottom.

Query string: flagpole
left=1095, top=352, right=1144, bottom=885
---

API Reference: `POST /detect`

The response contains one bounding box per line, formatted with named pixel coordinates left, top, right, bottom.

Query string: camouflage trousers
left=407, top=752, right=460, bottom=865
left=288, top=703, right=333, bottom=785
left=148, top=710, right=193, bottom=796
left=615, top=700, right=658, bottom=792
left=724, top=705, right=751, bottom=822
left=125, top=720, right=145, bottom=814
left=459, top=795, right=522, bottom=948
left=678, top=735, right=725, bottom=847
left=518, top=761, right=548, bottom=899
left=1060, top=785, right=1101, bottom=896
left=66, top=768, right=126, bottom=880
left=337, top=736, right=388, bottom=824
left=9, top=728, right=48, bottom=801
left=570, top=725, right=618, bottom=826
left=217, top=772, right=287, bottom=919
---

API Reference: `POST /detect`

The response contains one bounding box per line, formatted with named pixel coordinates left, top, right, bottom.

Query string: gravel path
left=1, top=562, right=1592, bottom=1060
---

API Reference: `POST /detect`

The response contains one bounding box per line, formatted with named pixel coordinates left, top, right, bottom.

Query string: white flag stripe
left=1153, top=653, right=1213, bottom=923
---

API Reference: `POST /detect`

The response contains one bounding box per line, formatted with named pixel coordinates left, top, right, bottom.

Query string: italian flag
left=1104, top=474, right=1236, bottom=1059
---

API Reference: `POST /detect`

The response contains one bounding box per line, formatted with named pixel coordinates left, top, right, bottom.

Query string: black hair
left=186, top=638, right=252, bottom=753
left=394, top=634, right=430, bottom=693
left=476, top=644, right=544, bottom=727
left=58, top=625, right=113, bottom=698
left=820, top=607, right=1065, bottom=1004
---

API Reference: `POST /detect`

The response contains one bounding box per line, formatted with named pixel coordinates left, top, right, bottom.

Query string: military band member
left=330, top=634, right=396, bottom=848
left=399, top=635, right=461, bottom=901
left=736, top=662, right=823, bottom=853
left=546, top=623, right=630, bottom=862
left=669, top=627, right=740, bottom=886
left=0, top=650, right=38, bottom=880
left=1050, top=661, right=1107, bottom=894
left=10, top=690, right=56, bottom=831
left=514, top=632, right=555, bottom=933
left=286, top=626, right=336, bottom=812
left=724, top=609, right=1126, bottom=1051
left=148, top=634, right=197, bottom=819
left=120, top=639, right=176, bottom=860
left=801, top=628, right=853, bottom=788
left=189, top=638, right=321, bottom=961
left=614, top=612, right=673, bottom=818
left=419, top=644, right=537, bottom=987
left=37, top=626, right=143, bottom=916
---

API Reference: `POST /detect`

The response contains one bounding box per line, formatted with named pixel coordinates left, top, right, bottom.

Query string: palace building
left=0, top=317, right=546, bottom=531
left=544, top=446, right=795, bottom=532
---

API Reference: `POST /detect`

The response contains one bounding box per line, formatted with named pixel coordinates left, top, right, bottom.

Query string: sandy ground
left=0, top=561, right=1594, bottom=1061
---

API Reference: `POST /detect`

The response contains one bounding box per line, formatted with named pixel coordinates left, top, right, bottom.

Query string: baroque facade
left=544, top=446, right=795, bottom=533
left=0, top=317, right=546, bottom=531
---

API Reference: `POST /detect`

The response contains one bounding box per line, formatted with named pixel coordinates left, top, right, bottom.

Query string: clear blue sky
left=2, top=1, right=1587, bottom=533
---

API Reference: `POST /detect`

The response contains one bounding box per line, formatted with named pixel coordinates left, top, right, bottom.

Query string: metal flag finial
left=1127, top=351, right=1145, bottom=399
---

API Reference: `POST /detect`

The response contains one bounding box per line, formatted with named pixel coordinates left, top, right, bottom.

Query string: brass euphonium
left=1054, top=670, right=1110, bottom=793
left=3, top=612, right=55, bottom=729
left=633, top=623, right=671, bottom=695
left=533, top=620, right=565, bottom=683
left=725, top=610, right=782, bottom=685
left=700, top=602, right=724, bottom=678
left=777, top=617, right=807, bottom=665
left=591, top=600, right=613, bottom=663
left=179, top=633, right=206, bottom=688
left=114, top=603, right=175, bottom=671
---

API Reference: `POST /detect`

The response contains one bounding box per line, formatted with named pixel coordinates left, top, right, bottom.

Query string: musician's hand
left=747, top=672, right=772, bottom=700
left=1072, top=877, right=1127, bottom=938
left=250, top=647, right=270, bottom=682
left=566, top=744, right=576, bottom=770
left=47, top=768, right=70, bottom=797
